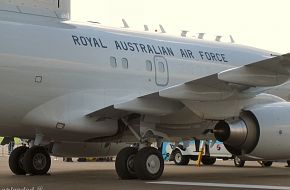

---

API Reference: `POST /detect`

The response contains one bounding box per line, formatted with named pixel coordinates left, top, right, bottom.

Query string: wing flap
left=218, top=53, right=290, bottom=87
left=88, top=96, right=184, bottom=118
left=87, top=105, right=131, bottom=120
left=114, top=97, right=184, bottom=116
left=159, top=74, right=248, bottom=101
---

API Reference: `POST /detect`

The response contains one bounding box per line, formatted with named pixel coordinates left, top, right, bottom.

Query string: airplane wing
left=0, top=0, right=70, bottom=20
left=88, top=53, right=290, bottom=120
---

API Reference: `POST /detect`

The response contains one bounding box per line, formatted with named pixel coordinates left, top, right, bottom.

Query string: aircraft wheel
left=234, top=155, right=245, bottom=167
left=9, top=146, right=29, bottom=175
left=261, top=161, right=273, bottom=167
left=23, top=146, right=51, bottom=175
left=115, top=147, right=138, bottom=179
left=134, top=147, right=164, bottom=180
left=172, top=149, right=190, bottom=165
left=201, top=156, right=216, bottom=165
left=77, top=158, right=87, bottom=162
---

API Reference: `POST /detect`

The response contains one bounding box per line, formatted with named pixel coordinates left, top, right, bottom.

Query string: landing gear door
left=154, top=56, right=169, bottom=86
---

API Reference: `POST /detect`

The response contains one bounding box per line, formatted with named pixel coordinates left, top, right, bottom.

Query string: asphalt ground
left=1, top=156, right=290, bottom=190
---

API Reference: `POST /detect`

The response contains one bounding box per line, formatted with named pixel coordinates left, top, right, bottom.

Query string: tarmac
left=1, top=156, right=290, bottom=190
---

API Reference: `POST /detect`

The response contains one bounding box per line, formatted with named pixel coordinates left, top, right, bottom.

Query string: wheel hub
left=126, top=154, right=136, bottom=174
left=18, top=153, right=25, bottom=170
left=175, top=152, right=182, bottom=163
left=146, top=155, right=160, bottom=174
left=33, top=153, right=47, bottom=170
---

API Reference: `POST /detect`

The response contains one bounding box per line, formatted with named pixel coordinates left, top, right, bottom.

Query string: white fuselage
left=0, top=13, right=288, bottom=142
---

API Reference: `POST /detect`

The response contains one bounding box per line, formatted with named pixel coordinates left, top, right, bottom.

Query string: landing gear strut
left=233, top=155, right=245, bottom=167
left=9, top=146, right=51, bottom=175
left=115, top=146, right=164, bottom=180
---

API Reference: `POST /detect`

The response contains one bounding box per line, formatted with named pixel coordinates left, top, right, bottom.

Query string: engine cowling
left=214, top=102, right=290, bottom=160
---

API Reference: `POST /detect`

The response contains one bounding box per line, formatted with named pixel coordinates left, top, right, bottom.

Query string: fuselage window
left=158, top=61, right=165, bottom=73
left=121, top=58, right=128, bottom=69
left=146, top=60, right=152, bottom=71
left=110, top=56, right=117, bottom=68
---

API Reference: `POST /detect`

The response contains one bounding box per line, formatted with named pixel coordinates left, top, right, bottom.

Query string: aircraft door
left=154, top=56, right=169, bottom=86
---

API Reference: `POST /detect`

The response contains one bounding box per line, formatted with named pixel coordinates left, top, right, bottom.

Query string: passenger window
left=146, top=60, right=152, bottom=71
left=158, top=62, right=165, bottom=73
left=121, top=58, right=128, bottom=69
left=110, top=56, right=117, bottom=68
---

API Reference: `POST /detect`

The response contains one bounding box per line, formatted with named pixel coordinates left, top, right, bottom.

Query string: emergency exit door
left=154, top=56, right=169, bottom=86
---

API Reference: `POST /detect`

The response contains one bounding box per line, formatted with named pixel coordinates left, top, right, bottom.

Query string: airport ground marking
left=147, top=181, right=290, bottom=190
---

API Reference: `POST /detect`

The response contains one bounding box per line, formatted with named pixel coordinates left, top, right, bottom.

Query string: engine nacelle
left=214, top=102, right=290, bottom=160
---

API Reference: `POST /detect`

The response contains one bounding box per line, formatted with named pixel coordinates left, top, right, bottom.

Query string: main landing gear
left=9, top=146, right=51, bottom=175
left=115, top=146, right=164, bottom=180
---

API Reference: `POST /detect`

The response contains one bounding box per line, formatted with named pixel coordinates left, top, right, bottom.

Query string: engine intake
left=214, top=102, right=290, bottom=160
left=214, top=111, right=259, bottom=155
left=214, top=120, right=247, bottom=146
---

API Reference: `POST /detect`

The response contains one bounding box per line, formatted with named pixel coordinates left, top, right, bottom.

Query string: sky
left=71, top=0, right=290, bottom=54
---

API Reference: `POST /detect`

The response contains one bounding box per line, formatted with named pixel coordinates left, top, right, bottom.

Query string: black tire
left=63, top=157, right=73, bottom=162
left=77, top=158, right=87, bottom=162
left=172, top=149, right=190, bottom=165
left=261, top=161, right=273, bottom=167
left=201, top=156, right=216, bottom=166
left=287, top=160, right=290, bottom=166
left=234, top=155, right=245, bottom=167
left=23, top=146, right=51, bottom=175
left=115, top=147, right=138, bottom=179
left=134, top=147, right=164, bottom=180
left=9, top=146, right=29, bottom=175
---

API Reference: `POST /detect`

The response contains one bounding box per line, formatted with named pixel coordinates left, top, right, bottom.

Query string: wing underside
left=88, top=53, right=290, bottom=120
left=0, top=0, right=70, bottom=20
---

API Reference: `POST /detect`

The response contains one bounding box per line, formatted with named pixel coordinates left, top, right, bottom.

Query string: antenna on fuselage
left=229, top=35, right=235, bottom=43
left=197, top=33, right=205, bottom=39
left=159, top=24, right=166, bottom=33
left=122, top=19, right=129, bottom=28
left=215, top=35, right=222, bottom=42
left=181, top=30, right=189, bottom=37
left=88, top=21, right=100, bottom=24
left=144, top=25, right=149, bottom=31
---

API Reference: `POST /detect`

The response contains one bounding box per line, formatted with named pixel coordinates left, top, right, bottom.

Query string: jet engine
left=214, top=102, right=290, bottom=160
